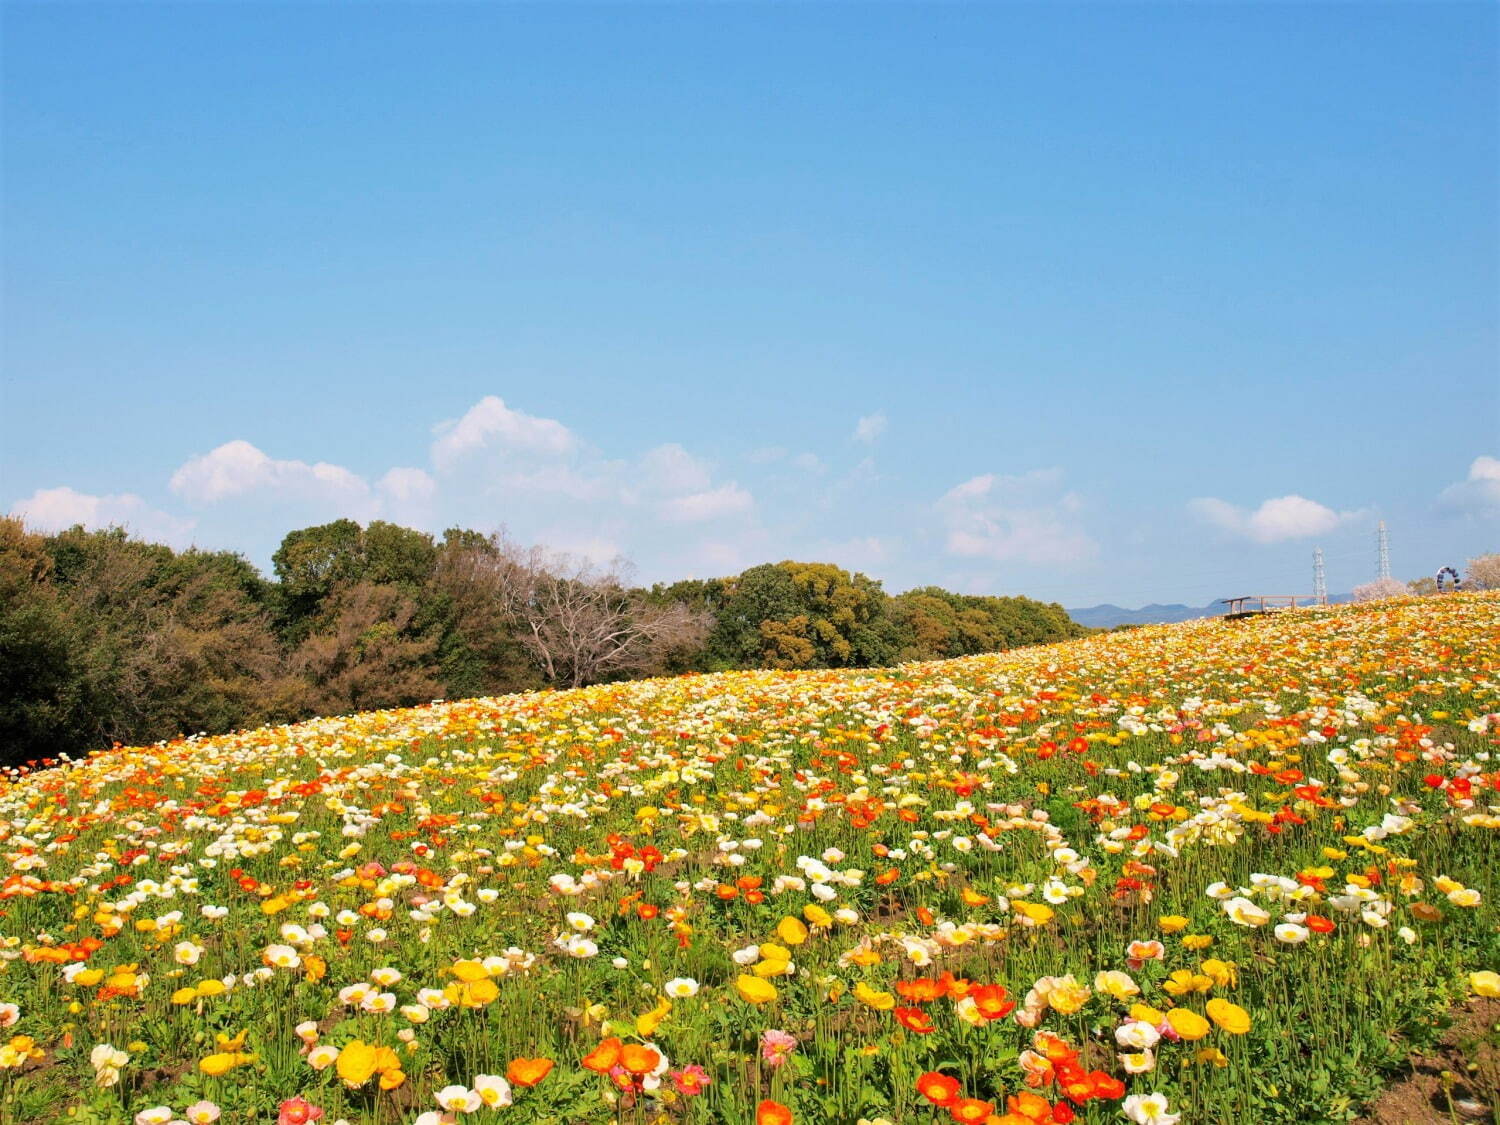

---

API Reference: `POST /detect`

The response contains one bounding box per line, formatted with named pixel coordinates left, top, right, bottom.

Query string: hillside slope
left=1, top=593, right=1497, bottom=1125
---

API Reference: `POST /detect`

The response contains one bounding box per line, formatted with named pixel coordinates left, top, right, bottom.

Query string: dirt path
left=1356, top=998, right=1499, bottom=1124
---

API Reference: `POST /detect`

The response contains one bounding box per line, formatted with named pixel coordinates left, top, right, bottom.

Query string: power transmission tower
left=1313, top=547, right=1327, bottom=604
left=1377, top=521, right=1391, bottom=581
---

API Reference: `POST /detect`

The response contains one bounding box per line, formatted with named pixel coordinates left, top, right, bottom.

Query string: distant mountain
left=1067, top=603, right=1218, bottom=628
left=1069, top=595, right=1352, bottom=630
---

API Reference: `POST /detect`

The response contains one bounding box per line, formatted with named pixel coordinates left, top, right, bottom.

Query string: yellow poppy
left=735, top=975, right=778, bottom=1004
left=1205, top=998, right=1251, bottom=1034
left=853, top=981, right=896, bottom=1011
left=776, top=917, right=809, bottom=946
left=1165, top=1007, right=1211, bottom=1041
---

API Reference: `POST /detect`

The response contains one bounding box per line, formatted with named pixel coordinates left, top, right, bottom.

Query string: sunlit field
left=2, top=594, right=1497, bottom=1125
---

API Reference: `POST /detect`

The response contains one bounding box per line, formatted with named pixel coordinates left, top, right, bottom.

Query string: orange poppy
left=971, top=983, right=1015, bottom=1021
left=950, top=1097, right=995, bottom=1123
left=917, top=1072, right=961, bottom=1107
left=1032, top=1031, right=1077, bottom=1064
left=1006, top=1091, right=1054, bottom=1122
left=895, top=977, right=944, bottom=1003
left=756, top=1099, right=793, bottom=1125
left=581, top=1037, right=622, bottom=1073
left=506, top=1057, right=554, bottom=1087
left=619, top=1044, right=661, bottom=1075
left=938, top=971, right=974, bottom=999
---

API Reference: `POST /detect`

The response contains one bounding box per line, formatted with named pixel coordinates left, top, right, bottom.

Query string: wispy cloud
left=853, top=412, right=888, bottom=443
left=936, top=468, right=1096, bottom=565
left=660, top=482, right=754, bottom=523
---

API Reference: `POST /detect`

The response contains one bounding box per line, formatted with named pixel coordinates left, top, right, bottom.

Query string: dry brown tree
left=452, top=533, right=710, bottom=689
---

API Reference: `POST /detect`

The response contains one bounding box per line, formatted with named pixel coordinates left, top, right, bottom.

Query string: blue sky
left=3, top=3, right=1496, bottom=607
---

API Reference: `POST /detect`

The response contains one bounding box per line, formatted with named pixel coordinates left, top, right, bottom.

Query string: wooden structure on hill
left=1219, top=594, right=1327, bottom=620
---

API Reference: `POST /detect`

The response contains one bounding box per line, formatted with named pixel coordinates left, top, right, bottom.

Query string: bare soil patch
left=1357, top=997, right=1499, bottom=1124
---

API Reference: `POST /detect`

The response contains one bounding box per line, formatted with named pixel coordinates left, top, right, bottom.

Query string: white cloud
left=170, top=440, right=370, bottom=506
left=534, top=532, right=624, bottom=568
left=692, top=539, right=753, bottom=575
left=749, top=447, right=823, bottom=474
left=853, top=412, right=888, bottom=443
left=813, top=535, right=889, bottom=573
left=431, top=395, right=575, bottom=471
left=1188, top=493, right=1363, bottom=543
left=1438, top=455, right=1500, bottom=518
left=936, top=469, right=1096, bottom=565
left=9, top=486, right=195, bottom=544
left=370, top=468, right=439, bottom=533
left=660, top=482, right=754, bottom=523
left=377, top=467, right=437, bottom=504
left=640, top=443, right=712, bottom=495
left=501, top=463, right=625, bottom=504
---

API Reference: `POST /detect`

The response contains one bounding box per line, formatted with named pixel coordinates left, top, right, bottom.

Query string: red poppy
left=894, top=1006, right=935, bottom=1034
left=1087, top=1072, right=1125, bottom=1100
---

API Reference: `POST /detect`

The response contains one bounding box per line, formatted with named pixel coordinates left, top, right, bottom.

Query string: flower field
left=2, top=594, right=1498, bottom=1125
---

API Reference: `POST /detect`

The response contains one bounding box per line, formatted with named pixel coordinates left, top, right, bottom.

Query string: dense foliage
left=0, top=594, right=1495, bottom=1125
left=0, top=518, right=1086, bottom=766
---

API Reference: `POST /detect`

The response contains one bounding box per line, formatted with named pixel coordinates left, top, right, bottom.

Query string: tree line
left=0, top=516, right=1088, bottom=768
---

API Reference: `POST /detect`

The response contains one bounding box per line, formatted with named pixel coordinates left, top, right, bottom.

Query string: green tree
left=37, top=526, right=285, bottom=754
left=271, top=518, right=367, bottom=638
left=0, top=518, right=80, bottom=766
left=888, top=586, right=1087, bottom=661
left=281, top=582, right=442, bottom=716
left=705, top=564, right=802, bottom=668
left=700, top=561, right=895, bottom=670
left=271, top=519, right=438, bottom=642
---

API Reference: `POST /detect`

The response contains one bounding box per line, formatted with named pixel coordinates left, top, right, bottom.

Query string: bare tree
left=470, top=534, right=710, bottom=688
left=1465, top=553, right=1500, bottom=591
